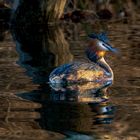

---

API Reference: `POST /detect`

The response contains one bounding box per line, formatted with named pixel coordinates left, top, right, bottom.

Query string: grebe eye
left=102, top=43, right=108, bottom=49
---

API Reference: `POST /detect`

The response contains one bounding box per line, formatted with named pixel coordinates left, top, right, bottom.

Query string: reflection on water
left=0, top=16, right=140, bottom=139
left=12, top=25, right=73, bottom=85
left=17, top=83, right=115, bottom=139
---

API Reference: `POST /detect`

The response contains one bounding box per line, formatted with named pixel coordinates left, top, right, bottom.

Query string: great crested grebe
left=49, top=33, right=117, bottom=87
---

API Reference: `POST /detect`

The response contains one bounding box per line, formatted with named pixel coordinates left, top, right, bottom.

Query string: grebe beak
left=98, top=41, right=118, bottom=53
left=104, top=43, right=118, bottom=53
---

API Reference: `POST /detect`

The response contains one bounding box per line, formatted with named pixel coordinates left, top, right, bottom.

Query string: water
left=0, top=16, right=140, bottom=140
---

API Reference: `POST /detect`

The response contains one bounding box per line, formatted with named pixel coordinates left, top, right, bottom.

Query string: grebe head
left=86, top=32, right=117, bottom=62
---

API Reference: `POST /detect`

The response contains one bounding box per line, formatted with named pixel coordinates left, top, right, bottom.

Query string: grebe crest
left=49, top=32, right=117, bottom=87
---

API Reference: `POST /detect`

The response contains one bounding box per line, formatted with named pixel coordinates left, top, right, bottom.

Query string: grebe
left=49, top=32, right=117, bottom=87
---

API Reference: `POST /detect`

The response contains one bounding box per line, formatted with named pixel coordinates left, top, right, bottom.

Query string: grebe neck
left=86, top=49, right=114, bottom=79
left=97, top=57, right=114, bottom=79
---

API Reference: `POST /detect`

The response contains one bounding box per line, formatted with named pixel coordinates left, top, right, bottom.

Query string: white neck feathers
left=97, top=57, right=114, bottom=80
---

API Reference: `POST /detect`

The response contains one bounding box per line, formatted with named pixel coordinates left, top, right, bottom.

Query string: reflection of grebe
left=43, top=85, right=115, bottom=132
left=49, top=33, right=117, bottom=87
left=17, top=83, right=115, bottom=134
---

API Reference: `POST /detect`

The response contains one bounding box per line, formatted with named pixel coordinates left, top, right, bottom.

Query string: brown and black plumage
left=49, top=33, right=117, bottom=88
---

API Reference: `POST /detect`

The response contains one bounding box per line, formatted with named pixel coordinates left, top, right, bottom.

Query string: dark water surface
left=0, top=17, right=140, bottom=140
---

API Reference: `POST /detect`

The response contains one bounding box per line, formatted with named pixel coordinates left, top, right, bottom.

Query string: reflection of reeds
left=44, top=25, right=73, bottom=66
left=42, top=0, right=67, bottom=21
